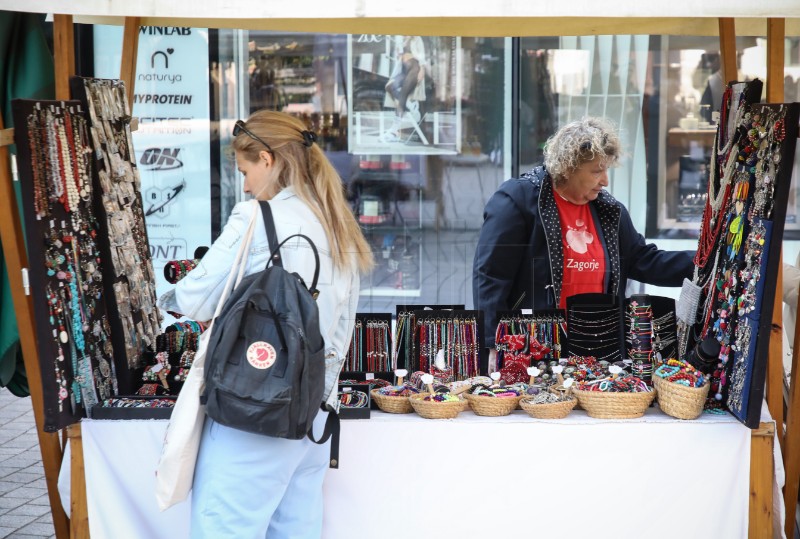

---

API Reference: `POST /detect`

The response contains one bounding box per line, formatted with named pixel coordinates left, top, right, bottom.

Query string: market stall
left=0, top=4, right=799, bottom=539
left=58, top=409, right=756, bottom=539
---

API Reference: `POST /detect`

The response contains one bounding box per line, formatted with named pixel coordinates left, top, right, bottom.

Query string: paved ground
left=0, top=389, right=56, bottom=539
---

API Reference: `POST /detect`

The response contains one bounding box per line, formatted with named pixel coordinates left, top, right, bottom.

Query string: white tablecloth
left=60, top=407, right=754, bottom=539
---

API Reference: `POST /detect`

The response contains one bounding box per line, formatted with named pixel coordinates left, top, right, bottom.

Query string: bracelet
left=338, top=390, right=369, bottom=408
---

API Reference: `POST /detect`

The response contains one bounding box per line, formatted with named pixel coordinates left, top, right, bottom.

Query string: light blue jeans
left=190, top=411, right=331, bottom=539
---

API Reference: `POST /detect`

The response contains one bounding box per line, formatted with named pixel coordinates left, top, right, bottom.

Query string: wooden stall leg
left=786, top=310, right=800, bottom=539
left=750, top=423, right=775, bottom=539
left=0, top=119, right=70, bottom=537
left=769, top=261, right=786, bottom=455
left=67, top=424, right=90, bottom=538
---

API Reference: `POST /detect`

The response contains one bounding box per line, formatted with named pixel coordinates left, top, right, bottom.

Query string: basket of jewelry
left=408, top=374, right=466, bottom=419
left=653, top=359, right=710, bottom=420
left=573, top=367, right=655, bottom=419
left=519, top=368, right=577, bottom=419
left=370, top=370, right=419, bottom=414
left=464, top=373, right=524, bottom=417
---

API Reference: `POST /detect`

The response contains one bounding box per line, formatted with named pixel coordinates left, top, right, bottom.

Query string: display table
left=59, top=408, right=757, bottom=539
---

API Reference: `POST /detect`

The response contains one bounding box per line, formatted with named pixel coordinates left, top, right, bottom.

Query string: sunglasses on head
left=233, top=120, right=274, bottom=155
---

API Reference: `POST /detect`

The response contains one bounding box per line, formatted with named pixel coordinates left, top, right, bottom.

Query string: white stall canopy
left=1, top=0, right=800, bottom=35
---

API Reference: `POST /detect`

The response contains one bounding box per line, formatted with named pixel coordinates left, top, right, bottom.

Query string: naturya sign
left=130, top=26, right=211, bottom=305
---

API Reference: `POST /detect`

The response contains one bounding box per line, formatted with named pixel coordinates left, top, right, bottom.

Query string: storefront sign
left=129, top=28, right=211, bottom=300
left=94, top=26, right=211, bottom=301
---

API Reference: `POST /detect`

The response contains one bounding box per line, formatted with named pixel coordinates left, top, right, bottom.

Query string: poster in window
left=348, top=35, right=461, bottom=156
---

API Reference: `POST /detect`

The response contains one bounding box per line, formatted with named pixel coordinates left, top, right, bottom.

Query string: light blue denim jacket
left=158, top=189, right=360, bottom=408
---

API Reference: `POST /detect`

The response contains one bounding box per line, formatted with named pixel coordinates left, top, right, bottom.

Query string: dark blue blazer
left=472, top=166, right=694, bottom=347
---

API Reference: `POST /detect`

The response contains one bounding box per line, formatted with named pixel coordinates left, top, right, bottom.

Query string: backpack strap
left=259, top=201, right=283, bottom=268
left=307, top=404, right=340, bottom=469
left=259, top=201, right=322, bottom=299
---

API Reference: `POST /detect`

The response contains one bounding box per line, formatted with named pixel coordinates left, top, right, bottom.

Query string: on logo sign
left=140, top=148, right=183, bottom=170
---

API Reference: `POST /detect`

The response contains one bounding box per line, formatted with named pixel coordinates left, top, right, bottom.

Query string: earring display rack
left=70, top=77, right=161, bottom=380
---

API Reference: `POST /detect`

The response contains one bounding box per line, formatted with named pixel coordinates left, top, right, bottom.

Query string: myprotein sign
left=130, top=27, right=211, bottom=300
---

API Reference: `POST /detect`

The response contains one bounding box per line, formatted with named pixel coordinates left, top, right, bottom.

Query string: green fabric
left=0, top=11, right=55, bottom=396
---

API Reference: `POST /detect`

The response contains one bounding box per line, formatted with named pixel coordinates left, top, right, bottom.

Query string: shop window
left=213, top=32, right=511, bottom=312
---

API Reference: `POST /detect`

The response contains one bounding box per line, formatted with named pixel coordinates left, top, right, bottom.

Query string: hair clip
left=300, top=130, right=317, bottom=147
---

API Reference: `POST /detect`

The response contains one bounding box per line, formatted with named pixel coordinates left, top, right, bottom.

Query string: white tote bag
left=155, top=201, right=258, bottom=511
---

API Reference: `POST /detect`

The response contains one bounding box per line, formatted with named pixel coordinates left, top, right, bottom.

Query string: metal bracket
left=21, top=268, right=30, bottom=295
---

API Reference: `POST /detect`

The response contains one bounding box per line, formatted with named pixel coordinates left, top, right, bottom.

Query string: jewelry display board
left=565, top=293, right=624, bottom=364
left=624, top=295, right=677, bottom=382
left=680, top=78, right=799, bottom=427
left=70, top=77, right=161, bottom=385
left=494, top=309, right=566, bottom=364
left=393, top=303, right=464, bottom=371
left=406, top=309, right=483, bottom=379
left=11, top=99, right=117, bottom=430
left=342, top=313, right=392, bottom=372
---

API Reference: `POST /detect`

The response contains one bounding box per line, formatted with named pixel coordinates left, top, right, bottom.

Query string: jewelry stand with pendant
left=625, top=294, right=678, bottom=383
left=566, top=293, right=624, bottom=364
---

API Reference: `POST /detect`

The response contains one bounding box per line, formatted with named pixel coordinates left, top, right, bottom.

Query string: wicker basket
left=370, top=389, right=413, bottom=414
left=409, top=393, right=465, bottom=419
left=519, top=396, right=576, bottom=419
left=465, top=393, right=521, bottom=417
left=653, top=377, right=710, bottom=420
left=573, top=388, right=656, bottom=419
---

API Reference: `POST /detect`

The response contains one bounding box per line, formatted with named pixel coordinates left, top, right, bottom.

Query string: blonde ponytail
left=232, top=111, right=374, bottom=273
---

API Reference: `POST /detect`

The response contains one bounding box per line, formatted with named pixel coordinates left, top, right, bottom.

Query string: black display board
left=342, top=312, right=392, bottom=372
left=12, top=99, right=117, bottom=430
left=735, top=102, right=799, bottom=427
left=400, top=309, right=484, bottom=377
left=623, top=295, right=677, bottom=363
left=565, top=293, right=624, bottom=364
left=494, top=309, right=567, bottom=367
left=393, top=304, right=464, bottom=371
left=679, top=77, right=799, bottom=427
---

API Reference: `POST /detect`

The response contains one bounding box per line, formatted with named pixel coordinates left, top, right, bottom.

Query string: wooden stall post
left=67, top=425, right=90, bottom=538
left=119, top=17, right=141, bottom=106
left=766, top=18, right=787, bottom=458
left=786, top=299, right=800, bottom=539
left=0, top=120, right=70, bottom=537
left=751, top=423, right=776, bottom=539
left=718, top=18, right=737, bottom=83
left=761, top=17, right=800, bottom=539
left=53, top=15, right=75, bottom=101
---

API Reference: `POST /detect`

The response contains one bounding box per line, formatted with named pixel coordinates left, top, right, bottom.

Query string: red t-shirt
left=553, top=194, right=606, bottom=308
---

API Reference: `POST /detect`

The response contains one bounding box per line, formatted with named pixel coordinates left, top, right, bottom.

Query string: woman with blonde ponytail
left=160, top=110, right=373, bottom=538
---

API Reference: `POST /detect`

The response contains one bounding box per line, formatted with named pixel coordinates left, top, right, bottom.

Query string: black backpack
left=202, top=201, right=340, bottom=467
